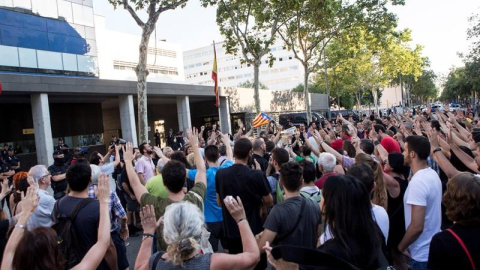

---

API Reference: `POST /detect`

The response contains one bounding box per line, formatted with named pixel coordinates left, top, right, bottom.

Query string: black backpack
left=52, top=197, right=94, bottom=269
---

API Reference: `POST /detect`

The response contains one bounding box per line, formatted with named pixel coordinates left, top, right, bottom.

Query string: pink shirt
left=135, top=156, right=156, bottom=183
left=315, top=172, right=337, bottom=189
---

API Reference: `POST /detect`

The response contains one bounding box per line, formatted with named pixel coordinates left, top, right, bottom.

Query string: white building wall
left=183, top=40, right=304, bottom=91
left=379, top=85, right=403, bottom=108
left=94, top=14, right=185, bottom=83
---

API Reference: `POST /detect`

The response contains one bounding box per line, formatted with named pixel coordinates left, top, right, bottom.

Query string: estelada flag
left=212, top=42, right=219, bottom=107
left=253, top=112, right=272, bottom=128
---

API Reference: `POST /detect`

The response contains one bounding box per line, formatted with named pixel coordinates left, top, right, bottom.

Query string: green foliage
left=237, top=80, right=268, bottom=89
left=291, top=84, right=324, bottom=94
left=464, top=13, right=480, bottom=92
left=410, top=69, right=438, bottom=103
left=312, top=25, right=424, bottom=109
left=441, top=67, right=472, bottom=102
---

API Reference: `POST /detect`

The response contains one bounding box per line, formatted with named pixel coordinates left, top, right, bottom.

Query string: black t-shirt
left=53, top=196, right=109, bottom=269
left=388, top=125, right=397, bottom=134
left=252, top=154, right=269, bottom=173
left=264, top=196, right=321, bottom=247
left=386, top=176, right=408, bottom=247
left=121, top=167, right=134, bottom=194
left=216, top=164, right=271, bottom=238
left=428, top=224, right=480, bottom=270
left=48, top=163, right=69, bottom=193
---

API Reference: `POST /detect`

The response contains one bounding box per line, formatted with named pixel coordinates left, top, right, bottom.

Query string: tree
left=441, top=67, right=472, bottom=102
left=408, top=69, right=438, bottom=104
left=202, top=0, right=282, bottom=113
left=108, top=0, right=189, bottom=143
left=316, top=27, right=423, bottom=111
left=464, top=13, right=480, bottom=93
left=277, top=0, right=402, bottom=123
left=237, top=80, right=268, bottom=90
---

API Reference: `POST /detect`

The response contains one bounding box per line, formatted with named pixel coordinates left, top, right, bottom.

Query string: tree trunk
left=303, top=65, right=311, bottom=124
left=136, top=25, right=155, bottom=144
left=253, top=60, right=261, bottom=113
left=373, top=87, right=379, bottom=115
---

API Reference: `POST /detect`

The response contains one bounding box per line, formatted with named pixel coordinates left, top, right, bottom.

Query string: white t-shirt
left=320, top=204, right=389, bottom=245
left=372, top=204, right=389, bottom=243
left=403, top=167, right=442, bottom=262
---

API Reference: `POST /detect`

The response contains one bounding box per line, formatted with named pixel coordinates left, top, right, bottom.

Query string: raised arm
left=273, top=125, right=283, bottom=144
left=429, top=131, right=460, bottom=179
left=188, top=128, right=206, bottom=187
left=74, top=174, right=112, bottom=270
left=303, top=132, right=320, bottom=156
left=221, top=133, right=233, bottom=161
left=123, top=143, right=148, bottom=200
left=1, top=183, right=39, bottom=270
left=134, top=205, right=161, bottom=270
left=211, top=197, right=260, bottom=269
left=153, top=146, right=170, bottom=165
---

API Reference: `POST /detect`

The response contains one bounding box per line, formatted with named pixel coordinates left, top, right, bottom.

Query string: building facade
left=183, top=40, right=304, bottom=91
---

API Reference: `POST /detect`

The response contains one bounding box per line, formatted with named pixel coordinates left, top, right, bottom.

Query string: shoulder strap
left=446, top=229, right=476, bottom=270
left=276, top=197, right=306, bottom=243
left=151, top=251, right=164, bottom=270
left=69, top=198, right=95, bottom=221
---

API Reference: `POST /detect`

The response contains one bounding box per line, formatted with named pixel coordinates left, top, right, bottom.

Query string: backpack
left=300, top=189, right=322, bottom=203
left=52, top=197, right=95, bottom=269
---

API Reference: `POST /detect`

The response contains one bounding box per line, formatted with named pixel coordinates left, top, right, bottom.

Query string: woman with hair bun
left=428, top=172, right=480, bottom=270
left=135, top=197, right=260, bottom=270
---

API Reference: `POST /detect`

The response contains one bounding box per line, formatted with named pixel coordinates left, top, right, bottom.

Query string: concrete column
left=31, top=93, right=53, bottom=166
left=176, top=96, right=191, bottom=133
left=119, top=95, right=138, bottom=147
left=218, top=96, right=231, bottom=134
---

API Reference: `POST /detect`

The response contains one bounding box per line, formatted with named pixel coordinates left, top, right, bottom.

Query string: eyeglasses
left=41, top=173, right=51, bottom=178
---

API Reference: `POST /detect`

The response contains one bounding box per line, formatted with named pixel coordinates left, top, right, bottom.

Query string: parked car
left=449, top=103, right=464, bottom=112
left=330, top=110, right=360, bottom=122
left=279, top=112, right=324, bottom=129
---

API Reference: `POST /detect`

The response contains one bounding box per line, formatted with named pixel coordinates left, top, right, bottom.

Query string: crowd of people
left=0, top=104, right=479, bottom=270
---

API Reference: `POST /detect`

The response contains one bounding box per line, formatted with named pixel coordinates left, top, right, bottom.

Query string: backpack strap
left=69, top=198, right=95, bottom=221
left=276, top=197, right=306, bottom=243
left=446, top=229, right=476, bottom=270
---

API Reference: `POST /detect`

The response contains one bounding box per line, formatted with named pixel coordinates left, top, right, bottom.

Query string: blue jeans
left=409, top=259, right=428, bottom=270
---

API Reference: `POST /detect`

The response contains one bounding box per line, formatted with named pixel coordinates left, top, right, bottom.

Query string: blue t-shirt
left=188, top=160, right=234, bottom=222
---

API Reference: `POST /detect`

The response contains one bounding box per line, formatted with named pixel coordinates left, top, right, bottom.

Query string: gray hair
left=163, top=201, right=204, bottom=266
left=28, top=165, right=48, bottom=182
left=318, top=152, right=336, bottom=173
left=90, top=165, right=101, bottom=185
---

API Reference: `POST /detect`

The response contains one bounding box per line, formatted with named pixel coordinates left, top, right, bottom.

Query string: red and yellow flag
left=212, top=42, right=219, bottom=107
left=253, top=112, right=272, bottom=128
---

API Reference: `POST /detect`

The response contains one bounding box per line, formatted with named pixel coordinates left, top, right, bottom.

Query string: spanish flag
left=253, top=112, right=272, bottom=128
left=212, top=42, right=219, bottom=107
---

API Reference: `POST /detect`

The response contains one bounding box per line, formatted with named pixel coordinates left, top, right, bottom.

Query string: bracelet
left=142, top=233, right=154, bottom=240
left=374, top=140, right=381, bottom=146
left=15, top=224, right=27, bottom=230
left=433, top=147, right=442, bottom=154
left=237, top=218, right=247, bottom=224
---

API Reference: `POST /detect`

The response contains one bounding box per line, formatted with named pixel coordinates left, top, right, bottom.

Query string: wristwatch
left=433, top=147, right=442, bottom=154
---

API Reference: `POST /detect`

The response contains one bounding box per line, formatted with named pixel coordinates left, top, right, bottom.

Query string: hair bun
left=178, top=238, right=195, bottom=254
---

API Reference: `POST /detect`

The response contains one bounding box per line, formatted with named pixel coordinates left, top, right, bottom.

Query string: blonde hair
left=354, top=153, right=388, bottom=210
left=163, top=202, right=203, bottom=266
left=186, top=153, right=195, bottom=167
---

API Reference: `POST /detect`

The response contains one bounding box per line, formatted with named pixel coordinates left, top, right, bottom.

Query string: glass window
left=13, top=0, right=31, bottom=9
left=86, top=39, right=97, bottom=56
left=18, top=47, right=37, bottom=68
left=57, top=0, right=74, bottom=23
left=32, top=0, right=58, bottom=19
left=85, top=26, right=95, bottom=40
left=62, top=53, right=77, bottom=71
left=72, top=4, right=94, bottom=27
left=77, top=55, right=96, bottom=73
left=0, top=45, right=19, bottom=67
left=37, top=50, right=63, bottom=70
left=70, top=23, right=86, bottom=39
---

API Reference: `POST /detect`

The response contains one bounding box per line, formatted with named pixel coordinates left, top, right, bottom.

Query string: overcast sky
left=94, top=0, right=480, bottom=77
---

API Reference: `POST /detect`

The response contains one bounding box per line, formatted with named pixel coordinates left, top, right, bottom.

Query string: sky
left=93, top=0, right=480, bottom=77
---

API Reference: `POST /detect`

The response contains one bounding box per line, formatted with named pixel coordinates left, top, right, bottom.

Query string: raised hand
left=187, top=127, right=199, bottom=147
left=224, top=196, right=246, bottom=223
left=140, top=205, right=162, bottom=235
left=122, top=142, right=134, bottom=163
left=94, top=173, right=110, bottom=204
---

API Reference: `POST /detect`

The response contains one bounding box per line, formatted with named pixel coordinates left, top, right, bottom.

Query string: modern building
left=94, top=14, right=185, bottom=83
left=183, top=40, right=304, bottom=91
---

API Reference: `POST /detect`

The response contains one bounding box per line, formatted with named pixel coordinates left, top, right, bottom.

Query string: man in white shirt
left=399, top=135, right=442, bottom=270
left=135, top=143, right=156, bottom=185
left=27, top=165, right=55, bottom=229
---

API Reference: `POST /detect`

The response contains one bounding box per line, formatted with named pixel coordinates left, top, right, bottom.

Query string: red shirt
left=315, top=172, right=337, bottom=189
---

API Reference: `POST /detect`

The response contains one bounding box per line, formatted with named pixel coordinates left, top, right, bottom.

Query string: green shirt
left=295, top=154, right=317, bottom=164
left=140, top=182, right=206, bottom=251
left=145, top=174, right=168, bottom=198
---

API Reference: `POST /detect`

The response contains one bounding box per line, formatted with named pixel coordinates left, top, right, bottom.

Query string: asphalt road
left=125, top=231, right=143, bottom=269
